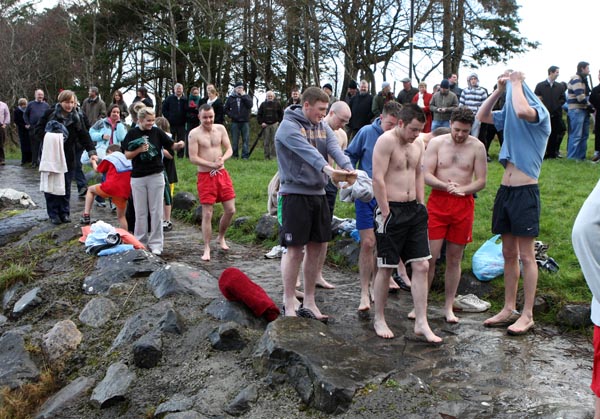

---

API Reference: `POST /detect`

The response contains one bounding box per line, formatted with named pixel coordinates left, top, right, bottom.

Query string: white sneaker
left=264, top=245, right=283, bottom=259
left=453, top=294, right=491, bottom=312
left=151, top=248, right=162, bottom=256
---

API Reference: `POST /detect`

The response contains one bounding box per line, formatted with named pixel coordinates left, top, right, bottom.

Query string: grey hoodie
left=275, top=105, right=352, bottom=195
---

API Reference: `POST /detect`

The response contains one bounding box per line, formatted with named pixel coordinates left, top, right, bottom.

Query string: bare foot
left=445, top=310, right=460, bottom=324
left=414, top=323, right=442, bottom=344
left=374, top=317, right=394, bottom=339
left=483, top=308, right=519, bottom=327
left=301, top=303, right=329, bottom=321
left=407, top=309, right=416, bottom=320
left=283, top=298, right=302, bottom=317
left=388, top=277, right=400, bottom=291
left=507, top=315, right=535, bottom=335
left=218, top=236, right=229, bottom=251
left=316, top=276, right=336, bottom=289
left=201, top=247, right=210, bottom=261
left=358, top=292, right=371, bottom=311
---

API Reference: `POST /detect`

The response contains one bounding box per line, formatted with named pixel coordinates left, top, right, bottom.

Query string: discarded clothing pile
left=83, top=220, right=134, bottom=256
left=218, top=267, right=280, bottom=322
left=535, top=240, right=559, bottom=273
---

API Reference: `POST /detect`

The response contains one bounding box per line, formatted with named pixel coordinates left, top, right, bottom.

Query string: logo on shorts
left=285, top=233, right=292, bottom=242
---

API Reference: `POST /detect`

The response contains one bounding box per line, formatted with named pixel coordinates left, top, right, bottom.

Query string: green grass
left=0, top=262, right=34, bottom=292
left=4, top=124, right=600, bottom=311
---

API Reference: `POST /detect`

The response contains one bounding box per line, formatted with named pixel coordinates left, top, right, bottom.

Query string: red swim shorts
left=592, top=325, right=600, bottom=397
left=197, top=169, right=236, bottom=205
left=427, top=189, right=475, bottom=245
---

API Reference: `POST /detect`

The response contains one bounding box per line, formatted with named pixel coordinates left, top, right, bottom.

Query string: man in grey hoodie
left=275, top=87, right=357, bottom=321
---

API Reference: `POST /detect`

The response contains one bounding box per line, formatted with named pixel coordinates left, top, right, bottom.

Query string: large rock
left=42, top=320, right=83, bottom=364
left=159, top=309, right=186, bottom=335
left=79, top=297, right=118, bottom=328
left=163, top=412, right=203, bottom=419
left=172, top=192, right=197, bottom=212
left=147, top=262, right=220, bottom=300
left=557, top=304, right=592, bottom=328
left=0, top=209, right=50, bottom=247
left=35, top=376, right=95, bottom=419
left=330, top=239, right=360, bottom=268
left=83, top=249, right=164, bottom=295
left=110, top=301, right=173, bottom=351
left=254, top=214, right=279, bottom=240
left=90, top=362, right=136, bottom=408
left=3, top=281, right=23, bottom=310
left=0, top=188, right=36, bottom=209
left=204, top=299, right=268, bottom=329
left=12, top=286, right=43, bottom=317
left=0, top=331, right=40, bottom=389
left=254, top=318, right=392, bottom=414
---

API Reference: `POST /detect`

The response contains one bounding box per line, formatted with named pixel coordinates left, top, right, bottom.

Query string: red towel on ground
left=218, top=267, right=280, bottom=322
left=79, top=225, right=146, bottom=249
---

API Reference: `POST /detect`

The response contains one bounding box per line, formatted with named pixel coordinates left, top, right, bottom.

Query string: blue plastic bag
left=472, top=234, right=504, bottom=281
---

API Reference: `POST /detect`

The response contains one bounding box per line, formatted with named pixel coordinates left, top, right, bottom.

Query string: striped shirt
left=567, top=74, right=589, bottom=110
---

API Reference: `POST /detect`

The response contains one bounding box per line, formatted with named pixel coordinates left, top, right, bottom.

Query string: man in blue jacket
left=275, top=86, right=356, bottom=320
left=224, top=82, right=253, bottom=159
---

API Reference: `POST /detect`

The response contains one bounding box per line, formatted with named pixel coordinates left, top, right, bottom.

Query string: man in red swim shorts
left=188, top=104, right=236, bottom=261
left=423, top=106, right=488, bottom=323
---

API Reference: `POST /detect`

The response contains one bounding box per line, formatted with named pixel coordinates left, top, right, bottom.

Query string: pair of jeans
left=431, top=120, right=450, bottom=131
left=230, top=122, right=250, bottom=159
left=567, top=108, right=590, bottom=160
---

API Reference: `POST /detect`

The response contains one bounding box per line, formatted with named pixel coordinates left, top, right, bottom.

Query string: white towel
left=39, top=132, right=67, bottom=195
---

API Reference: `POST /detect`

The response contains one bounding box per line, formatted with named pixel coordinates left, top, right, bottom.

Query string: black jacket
left=162, top=94, right=188, bottom=127
left=224, top=94, right=253, bottom=122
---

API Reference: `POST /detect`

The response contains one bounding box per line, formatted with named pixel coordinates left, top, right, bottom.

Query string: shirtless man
left=188, top=104, right=236, bottom=261
left=423, top=107, right=487, bottom=323
left=372, top=103, right=441, bottom=343
left=477, top=70, right=550, bottom=335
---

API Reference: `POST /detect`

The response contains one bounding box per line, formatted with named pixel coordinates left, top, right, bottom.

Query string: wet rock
left=172, top=192, right=197, bottom=212
left=0, top=331, right=40, bottom=389
left=79, top=297, right=118, bottom=328
left=330, top=239, right=360, bottom=267
left=49, top=225, right=81, bottom=245
left=0, top=209, right=48, bottom=246
left=83, top=249, right=164, bottom=295
left=224, top=384, right=258, bottom=416
left=133, top=331, right=162, bottom=369
left=110, top=301, right=173, bottom=351
left=12, top=286, right=42, bottom=317
left=159, top=309, right=186, bottom=335
left=108, top=282, right=130, bottom=296
left=233, top=216, right=251, bottom=228
left=533, top=294, right=551, bottom=314
left=2, top=281, right=23, bottom=310
left=254, top=214, right=278, bottom=240
left=147, top=262, right=220, bottom=300
left=557, top=304, right=592, bottom=328
left=456, top=271, right=494, bottom=298
left=0, top=314, right=6, bottom=325
left=209, top=322, right=246, bottom=351
left=163, top=412, right=203, bottom=419
left=90, top=362, right=136, bottom=408
left=204, top=299, right=268, bottom=329
left=254, top=317, right=392, bottom=414
left=35, top=376, right=95, bottom=419
left=0, top=188, right=37, bottom=209
left=154, top=393, right=195, bottom=417
left=42, top=320, right=83, bottom=364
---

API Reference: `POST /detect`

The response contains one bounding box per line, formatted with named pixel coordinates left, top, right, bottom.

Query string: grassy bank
left=5, top=125, right=600, bottom=313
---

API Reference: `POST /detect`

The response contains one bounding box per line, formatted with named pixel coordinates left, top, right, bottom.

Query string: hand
left=140, top=142, right=149, bottom=152
left=509, top=71, right=525, bottom=84
left=213, top=156, right=225, bottom=169
left=446, top=180, right=465, bottom=196
left=330, top=169, right=358, bottom=188
left=25, top=124, right=30, bottom=129
left=103, top=134, right=110, bottom=141
left=261, top=123, right=267, bottom=128
left=90, top=155, right=98, bottom=163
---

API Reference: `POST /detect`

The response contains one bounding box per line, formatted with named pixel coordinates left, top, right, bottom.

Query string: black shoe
left=50, top=217, right=62, bottom=225
left=60, top=215, right=71, bottom=223
left=78, top=187, right=88, bottom=197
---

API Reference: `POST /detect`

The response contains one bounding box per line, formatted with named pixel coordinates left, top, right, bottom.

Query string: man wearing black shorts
left=275, top=87, right=356, bottom=320
left=477, top=71, right=550, bottom=335
left=372, top=104, right=441, bottom=343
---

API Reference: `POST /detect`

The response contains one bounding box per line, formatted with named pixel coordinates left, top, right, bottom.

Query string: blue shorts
left=355, top=198, right=377, bottom=230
